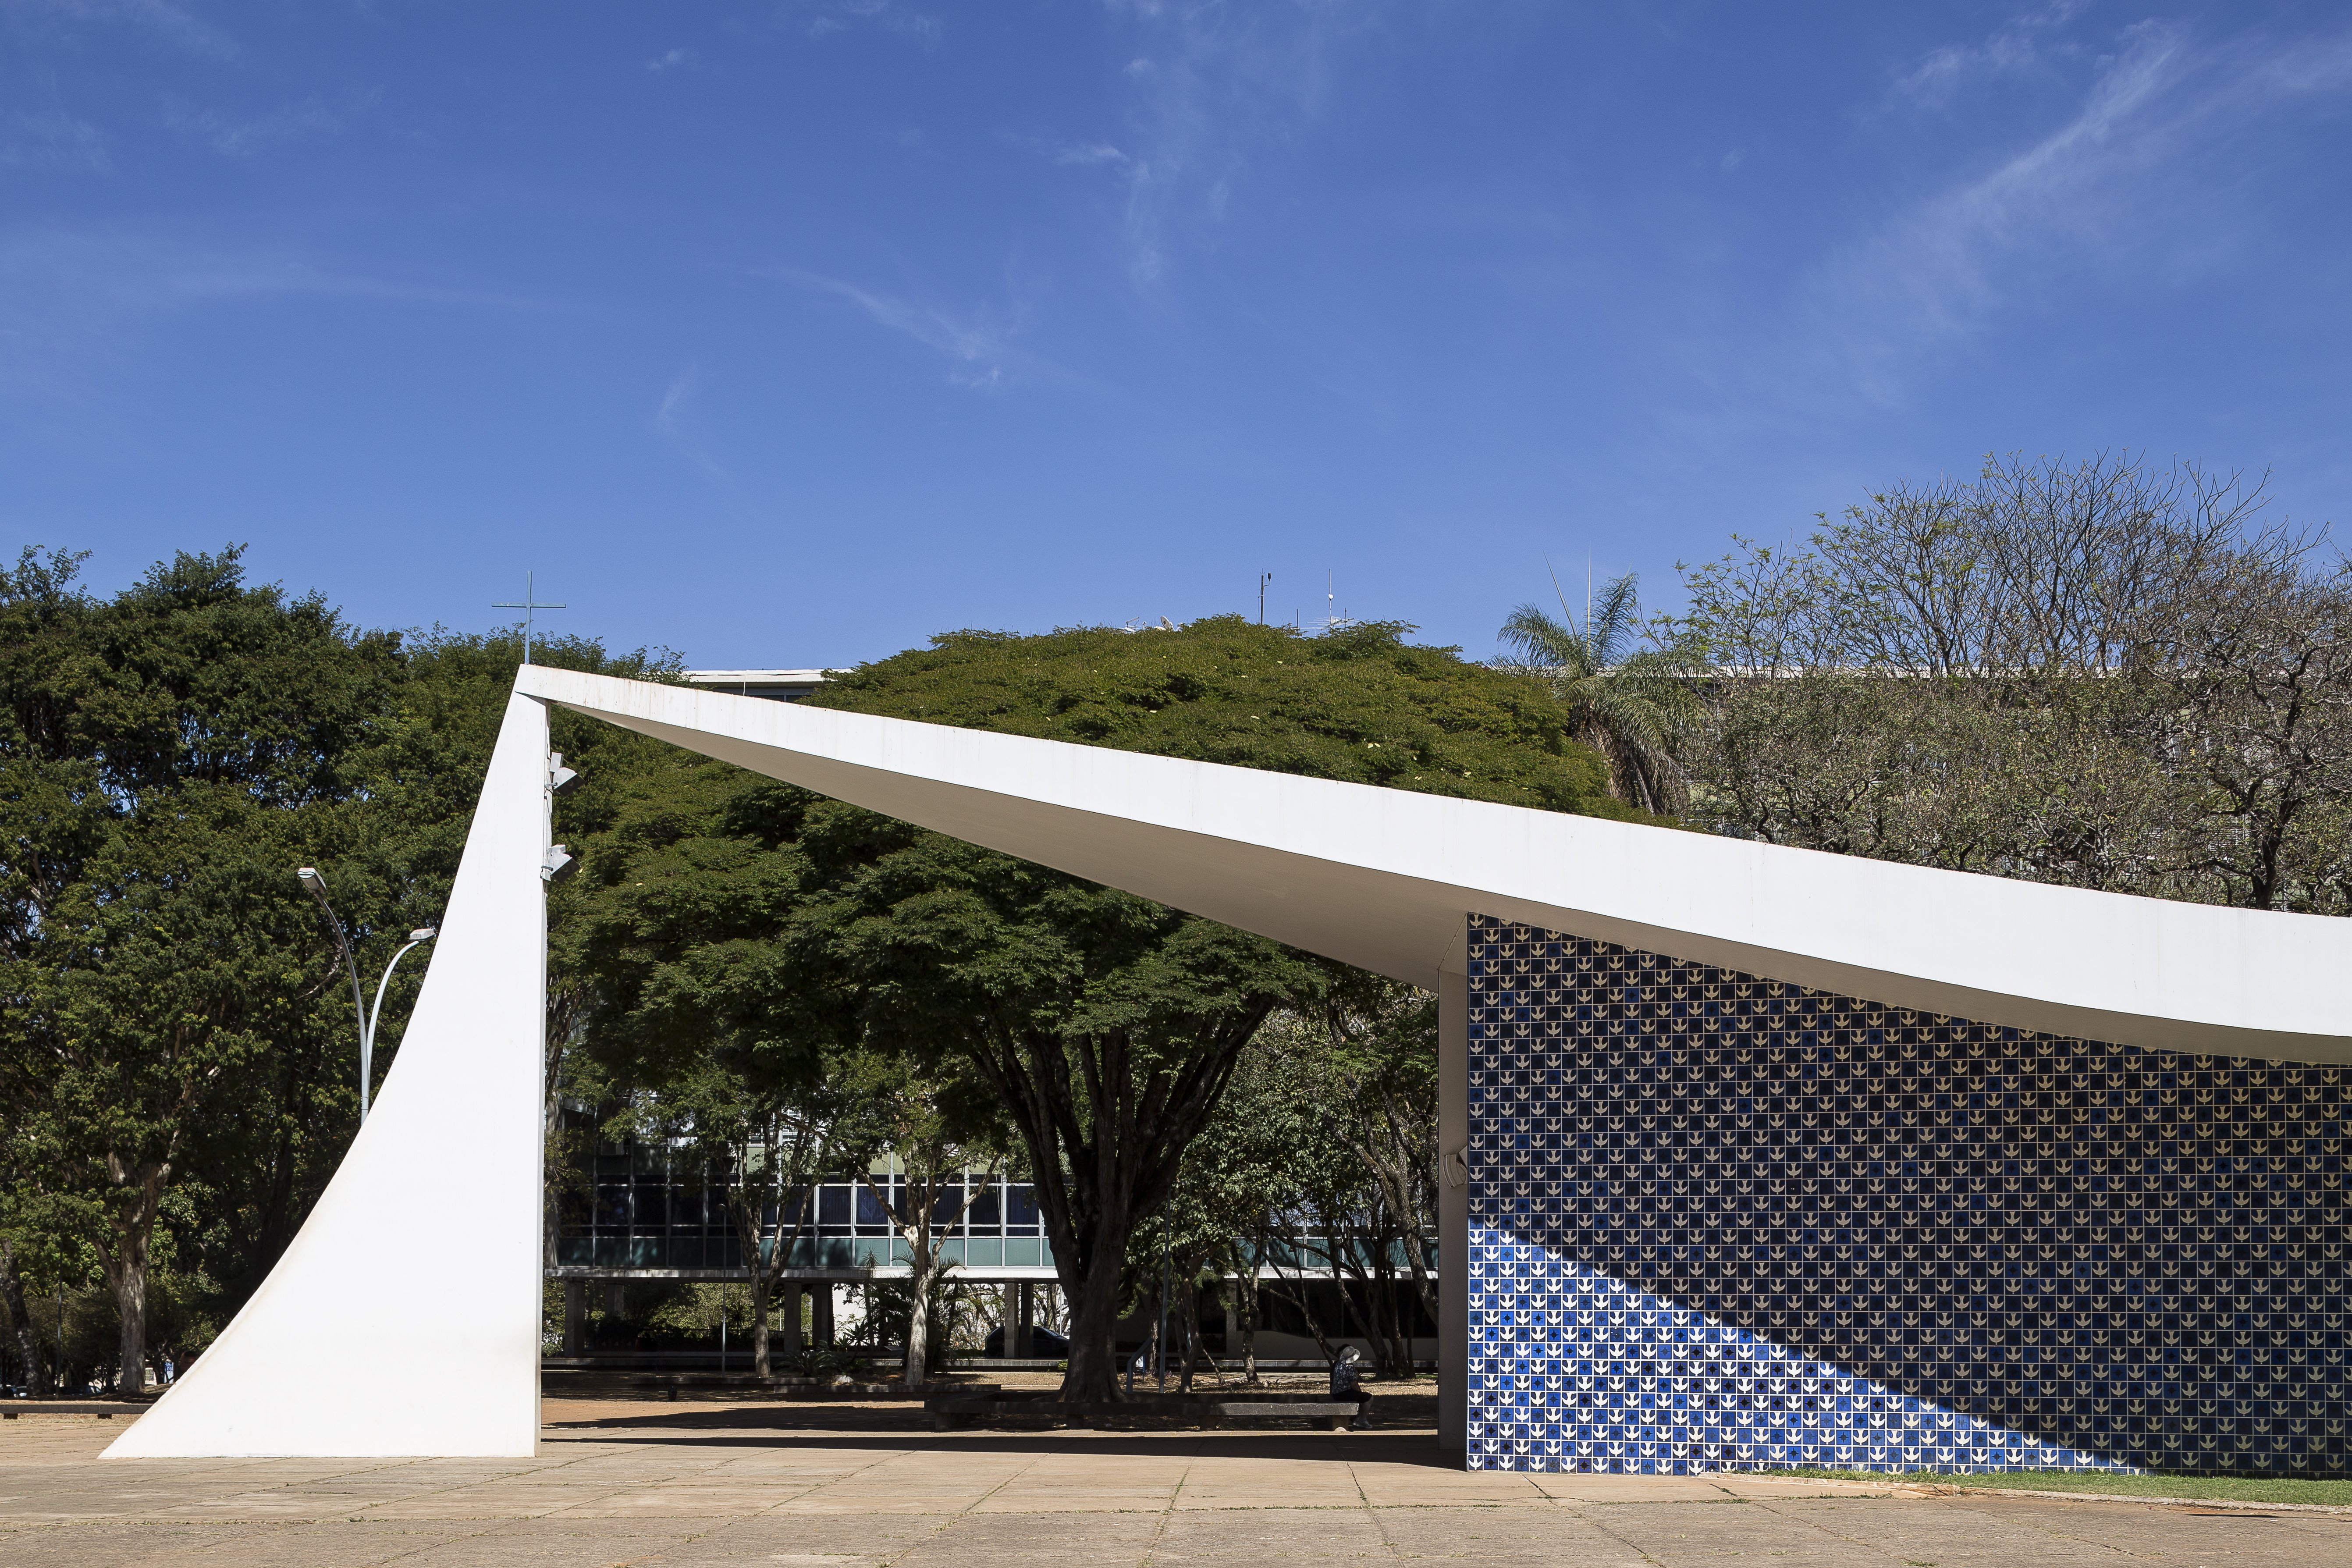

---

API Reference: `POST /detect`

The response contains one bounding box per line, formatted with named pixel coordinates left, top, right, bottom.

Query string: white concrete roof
left=680, top=668, right=832, bottom=684
left=520, top=666, right=2352, bottom=1064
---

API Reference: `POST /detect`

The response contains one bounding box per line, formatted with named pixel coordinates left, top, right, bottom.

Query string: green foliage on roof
left=802, top=614, right=1639, bottom=821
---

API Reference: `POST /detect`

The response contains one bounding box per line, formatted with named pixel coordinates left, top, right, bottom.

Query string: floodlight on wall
left=548, top=752, right=579, bottom=793
left=542, top=844, right=577, bottom=883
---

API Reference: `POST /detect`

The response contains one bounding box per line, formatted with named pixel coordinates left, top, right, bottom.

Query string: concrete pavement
left=1, top=1398, right=2345, bottom=1564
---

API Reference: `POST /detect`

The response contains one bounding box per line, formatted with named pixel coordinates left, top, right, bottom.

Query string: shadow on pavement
left=540, top=1413, right=1454, bottom=1466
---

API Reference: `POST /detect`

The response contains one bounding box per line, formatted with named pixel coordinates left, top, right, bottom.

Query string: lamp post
left=298, top=867, right=436, bottom=1123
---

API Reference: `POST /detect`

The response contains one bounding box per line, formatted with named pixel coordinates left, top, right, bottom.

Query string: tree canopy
left=552, top=615, right=1629, bottom=1398
left=803, top=615, right=1636, bottom=819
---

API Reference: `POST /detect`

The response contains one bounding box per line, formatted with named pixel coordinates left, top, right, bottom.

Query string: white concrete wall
left=107, top=693, right=552, bottom=1457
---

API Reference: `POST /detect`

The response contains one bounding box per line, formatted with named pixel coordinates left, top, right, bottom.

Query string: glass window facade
left=555, top=1143, right=1054, bottom=1271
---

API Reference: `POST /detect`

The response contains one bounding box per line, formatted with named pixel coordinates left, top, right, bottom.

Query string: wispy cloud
left=1887, top=0, right=2086, bottom=110
left=654, top=364, right=724, bottom=477
left=167, top=100, right=341, bottom=157
left=1817, top=18, right=2352, bottom=387
left=763, top=266, right=1037, bottom=391
left=0, top=0, right=237, bottom=59
left=0, top=227, right=561, bottom=402
left=1003, top=132, right=1134, bottom=171
left=1095, top=1, right=1369, bottom=288
left=647, top=47, right=696, bottom=72
left=0, top=109, right=109, bottom=172
left=789, top=0, right=940, bottom=48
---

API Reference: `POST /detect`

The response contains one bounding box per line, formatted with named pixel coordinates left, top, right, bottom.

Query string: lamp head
left=410, top=926, right=438, bottom=942
left=297, top=866, right=326, bottom=892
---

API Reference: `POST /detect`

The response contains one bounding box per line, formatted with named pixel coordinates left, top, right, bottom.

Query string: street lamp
left=298, top=867, right=437, bottom=1123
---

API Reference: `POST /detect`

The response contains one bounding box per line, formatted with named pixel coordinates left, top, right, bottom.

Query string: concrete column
left=1016, top=1281, right=1034, bottom=1358
left=778, top=1282, right=803, bottom=1359
left=561, top=1280, right=586, bottom=1354
left=602, top=1280, right=627, bottom=1318
left=812, top=1283, right=835, bottom=1348
left=1438, top=957, right=1469, bottom=1461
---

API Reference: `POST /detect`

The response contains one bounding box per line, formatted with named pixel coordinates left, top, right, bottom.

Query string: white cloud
left=1095, top=1, right=1370, bottom=288
left=1818, top=19, right=2352, bottom=384
left=789, top=0, right=940, bottom=48
left=654, top=364, right=724, bottom=477
left=763, top=266, right=1044, bottom=392
left=0, top=109, right=109, bottom=172
left=1888, top=0, right=2087, bottom=110
left=0, top=226, right=560, bottom=403
left=647, top=47, right=696, bottom=72
left=1004, top=133, right=1134, bottom=170
left=167, top=100, right=340, bottom=157
left=0, top=0, right=237, bottom=59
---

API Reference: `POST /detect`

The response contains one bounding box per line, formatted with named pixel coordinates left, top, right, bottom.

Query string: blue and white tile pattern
left=1465, top=916, right=2352, bottom=1476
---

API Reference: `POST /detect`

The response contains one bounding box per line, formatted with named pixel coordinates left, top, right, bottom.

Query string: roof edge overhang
left=517, top=666, right=2352, bottom=1065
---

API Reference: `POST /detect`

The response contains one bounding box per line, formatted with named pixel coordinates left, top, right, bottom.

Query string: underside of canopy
left=517, top=667, right=2352, bottom=1065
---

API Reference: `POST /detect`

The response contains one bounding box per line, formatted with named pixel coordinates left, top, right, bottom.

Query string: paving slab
left=6, top=1398, right=2352, bottom=1566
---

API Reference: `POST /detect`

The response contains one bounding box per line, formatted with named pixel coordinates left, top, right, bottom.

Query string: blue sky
left=5, top=2, right=2349, bottom=668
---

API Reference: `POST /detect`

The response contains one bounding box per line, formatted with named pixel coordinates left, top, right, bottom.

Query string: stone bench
left=927, top=1392, right=1368, bottom=1432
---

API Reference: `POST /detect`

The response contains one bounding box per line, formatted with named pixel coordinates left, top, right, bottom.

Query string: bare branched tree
left=1672, top=451, right=2352, bottom=912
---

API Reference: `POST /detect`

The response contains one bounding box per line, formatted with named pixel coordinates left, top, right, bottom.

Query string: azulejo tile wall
left=1465, top=915, right=2352, bottom=1476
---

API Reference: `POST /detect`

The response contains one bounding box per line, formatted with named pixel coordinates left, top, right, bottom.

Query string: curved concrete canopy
left=521, top=667, right=2351, bottom=1064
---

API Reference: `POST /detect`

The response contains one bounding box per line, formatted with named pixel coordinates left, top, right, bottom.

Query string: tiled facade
left=1464, top=915, right=2352, bottom=1476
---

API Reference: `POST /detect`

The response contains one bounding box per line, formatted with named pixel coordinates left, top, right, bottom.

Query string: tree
left=0, top=544, right=675, bottom=1396
left=830, top=1049, right=1006, bottom=1385
left=1496, top=572, right=1699, bottom=813
left=554, top=753, right=852, bottom=1382
left=1671, top=452, right=2352, bottom=912
left=827, top=832, right=1327, bottom=1400
left=1284, top=984, right=1441, bottom=1360
left=802, top=617, right=1633, bottom=1400
left=0, top=547, right=406, bottom=1393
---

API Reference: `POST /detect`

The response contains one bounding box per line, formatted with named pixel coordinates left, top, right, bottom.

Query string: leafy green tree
left=552, top=748, right=850, bottom=1381
left=0, top=547, right=409, bottom=1392
left=0, top=542, right=674, bottom=1395
left=829, top=1050, right=1008, bottom=1384
left=801, top=617, right=1632, bottom=1400
left=1496, top=572, right=1699, bottom=813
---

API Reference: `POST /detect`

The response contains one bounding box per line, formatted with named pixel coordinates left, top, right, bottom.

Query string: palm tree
left=1497, top=570, right=1698, bottom=814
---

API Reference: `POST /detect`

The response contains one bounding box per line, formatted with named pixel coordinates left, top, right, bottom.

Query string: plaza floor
left=2, top=1397, right=2347, bottom=1565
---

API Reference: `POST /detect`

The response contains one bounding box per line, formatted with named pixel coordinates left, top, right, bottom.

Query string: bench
left=928, top=1395, right=1369, bottom=1432
left=1200, top=1401, right=1365, bottom=1432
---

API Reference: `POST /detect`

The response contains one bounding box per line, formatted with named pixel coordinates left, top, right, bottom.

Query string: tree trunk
left=902, top=1243, right=941, bottom=1387
left=111, top=1241, right=147, bottom=1395
left=1264, top=1246, right=1337, bottom=1367
left=0, top=1237, right=46, bottom=1396
left=960, top=1014, right=1269, bottom=1404
left=1228, top=1244, right=1260, bottom=1386
left=1059, top=1225, right=1134, bottom=1399
left=749, top=1269, right=773, bottom=1381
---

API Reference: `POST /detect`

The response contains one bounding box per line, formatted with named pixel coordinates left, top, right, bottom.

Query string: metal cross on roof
left=491, top=572, right=567, bottom=666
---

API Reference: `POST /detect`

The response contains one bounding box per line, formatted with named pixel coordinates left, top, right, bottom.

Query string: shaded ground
left=0, top=1395, right=2345, bottom=1564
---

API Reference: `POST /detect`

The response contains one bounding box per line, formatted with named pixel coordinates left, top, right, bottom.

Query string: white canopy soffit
left=521, top=667, right=2351, bottom=1065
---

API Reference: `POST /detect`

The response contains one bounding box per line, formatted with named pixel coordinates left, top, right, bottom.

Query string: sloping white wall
left=515, top=667, right=2352, bottom=1064
left=107, top=692, right=551, bottom=1458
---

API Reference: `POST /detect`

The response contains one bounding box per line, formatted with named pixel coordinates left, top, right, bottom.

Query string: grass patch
left=1759, top=1468, right=2352, bottom=1507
